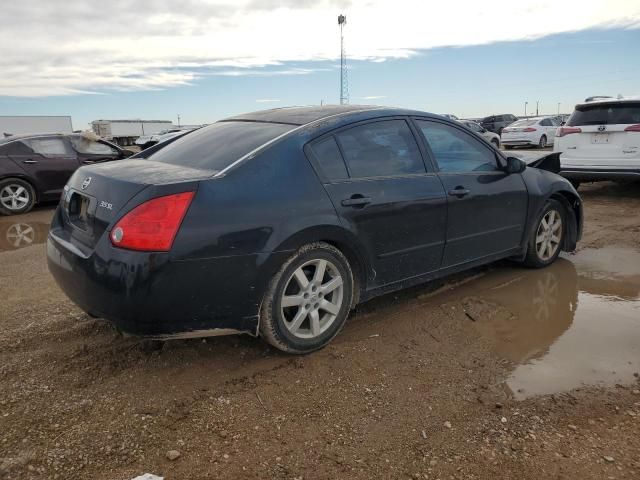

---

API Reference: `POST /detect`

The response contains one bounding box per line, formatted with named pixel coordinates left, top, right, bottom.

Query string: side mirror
left=505, top=156, right=526, bottom=174
left=560, top=121, right=566, bottom=126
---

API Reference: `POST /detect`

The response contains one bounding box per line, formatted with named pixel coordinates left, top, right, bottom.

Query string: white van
left=554, top=97, right=640, bottom=187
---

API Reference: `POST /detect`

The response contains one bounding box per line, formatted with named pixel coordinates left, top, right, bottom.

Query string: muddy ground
left=1, top=180, right=639, bottom=480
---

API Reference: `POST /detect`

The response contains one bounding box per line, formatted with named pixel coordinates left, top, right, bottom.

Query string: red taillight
left=624, top=124, right=640, bottom=132
left=522, top=127, right=537, bottom=132
left=110, top=191, right=195, bottom=252
left=556, top=126, right=582, bottom=137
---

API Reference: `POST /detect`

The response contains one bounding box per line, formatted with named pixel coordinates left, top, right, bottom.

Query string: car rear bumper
left=46, top=230, right=275, bottom=338
left=502, top=140, right=536, bottom=146
left=560, top=167, right=640, bottom=181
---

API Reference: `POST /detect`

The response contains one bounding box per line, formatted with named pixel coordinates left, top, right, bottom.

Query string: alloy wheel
left=0, top=185, right=30, bottom=211
left=539, top=136, right=547, bottom=148
left=535, top=209, right=562, bottom=261
left=280, top=259, right=344, bottom=339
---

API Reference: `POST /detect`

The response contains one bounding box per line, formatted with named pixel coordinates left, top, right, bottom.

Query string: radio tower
left=338, top=14, right=349, bottom=105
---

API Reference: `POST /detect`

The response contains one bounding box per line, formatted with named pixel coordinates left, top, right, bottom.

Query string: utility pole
left=557, top=102, right=561, bottom=115
left=338, top=14, right=349, bottom=105
left=536, top=101, right=539, bottom=116
left=177, top=114, right=181, bottom=127
left=524, top=101, right=528, bottom=117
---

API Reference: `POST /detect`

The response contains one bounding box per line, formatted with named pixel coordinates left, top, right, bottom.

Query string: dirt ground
left=1, top=181, right=639, bottom=480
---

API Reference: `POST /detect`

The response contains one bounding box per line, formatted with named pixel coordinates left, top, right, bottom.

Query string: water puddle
left=0, top=220, right=50, bottom=252
left=441, top=247, right=640, bottom=400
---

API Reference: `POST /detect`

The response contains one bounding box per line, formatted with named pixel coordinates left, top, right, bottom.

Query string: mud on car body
left=47, top=106, right=582, bottom=353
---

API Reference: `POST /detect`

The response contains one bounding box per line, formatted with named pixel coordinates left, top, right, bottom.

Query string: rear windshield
left=149, top=121, right=295, bottom=171
left=568, top=102, right=640, bottom=126
left=510, top=120, right=537, bottom=127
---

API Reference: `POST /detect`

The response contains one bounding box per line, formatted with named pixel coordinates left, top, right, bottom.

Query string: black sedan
left=47, top=106, right=582, bottom=353
left=0, top=133, right=133, bottom=215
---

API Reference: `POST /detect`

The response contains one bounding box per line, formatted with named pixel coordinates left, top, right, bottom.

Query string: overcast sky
left=1, top=0, right=639, bottom=124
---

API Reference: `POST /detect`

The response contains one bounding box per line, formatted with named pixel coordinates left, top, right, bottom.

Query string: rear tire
left=538, top=135, right=547, bottom=149
left=259, top=242, right=354, bottom=354
left=0, top=178, right=36, bottom=216
left=523, top=199, right=566, bottom=268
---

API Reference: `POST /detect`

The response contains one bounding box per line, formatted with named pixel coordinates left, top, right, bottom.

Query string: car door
left=8, top=137, right=80, bottom=201
left=307, top=118, right=447, bottom=287
left=413, top=118, right=529, bottom=269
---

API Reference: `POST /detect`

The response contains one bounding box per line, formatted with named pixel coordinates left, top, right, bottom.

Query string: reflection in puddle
left=0, top=221, right=49, bottom=252
left=440, top=248, right=640, bottom=400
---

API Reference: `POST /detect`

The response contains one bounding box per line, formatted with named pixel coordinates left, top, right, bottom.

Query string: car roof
left=0, top=132, right=113, bottom=145
left=222, top=105, right=421, bottom=126
left=576, top=96, right=640, bottom=108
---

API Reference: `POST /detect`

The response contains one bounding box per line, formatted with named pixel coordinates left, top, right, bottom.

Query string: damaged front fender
left=529, top=152, right=561, bottom=174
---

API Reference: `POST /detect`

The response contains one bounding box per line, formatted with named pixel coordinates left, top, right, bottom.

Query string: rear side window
left=568, top=103, right=640, bottom=126
left=309, top=136, right=348, bottom=181
left=336, top=120, right=424, bottom=178
left=25, top=138, right=72, bottom=156
left=540, top=119, right=552, bottom=126
left=149, top=121, right=295, bottom=172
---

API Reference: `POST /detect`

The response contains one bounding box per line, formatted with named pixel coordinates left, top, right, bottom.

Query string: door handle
left=448, top=187, right=470, bottom=198
left=341, top=195, right=372, bottom=207
left=22, top=159, right=38, bottom=164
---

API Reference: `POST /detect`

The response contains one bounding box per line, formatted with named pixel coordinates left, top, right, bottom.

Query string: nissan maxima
left=47, top=106, right=582, bottom=353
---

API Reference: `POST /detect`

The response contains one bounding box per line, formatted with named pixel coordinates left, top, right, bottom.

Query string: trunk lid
left=59, top=159, right=210, bottom=249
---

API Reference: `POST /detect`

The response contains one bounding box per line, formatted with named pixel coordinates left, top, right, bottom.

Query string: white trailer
left=0, top=116, right=73, bottom=137
left=91, top=119, right=174, bottom=146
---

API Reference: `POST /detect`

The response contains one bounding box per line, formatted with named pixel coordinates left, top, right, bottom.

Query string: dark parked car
left=480, top=113, right=518, bottom=135
left=47, top=106, right=582, bottom=353
left=0, top=133, right=133, bottom=215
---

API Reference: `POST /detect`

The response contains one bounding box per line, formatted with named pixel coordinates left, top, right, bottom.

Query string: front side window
left=70, top=137, right=118, bottom=155
left=25, top=138, right=72, bottom=156
left=335, top=120, right=424, bottom=178
left=416, top=120, right=498, bottom=173
left=309, top=136, right=348, bottom=181
left=465, top=122, right=482, bottom=133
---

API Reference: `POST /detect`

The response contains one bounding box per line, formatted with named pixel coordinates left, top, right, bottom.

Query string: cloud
left=357, top=95, right=387, bottom=100
left=255, top=98, right=281, bottom=103
left=0, top=0, right=639, bottom=97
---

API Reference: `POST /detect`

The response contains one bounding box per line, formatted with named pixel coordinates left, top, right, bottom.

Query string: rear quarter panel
left=171, top=137, right=357, bottom=313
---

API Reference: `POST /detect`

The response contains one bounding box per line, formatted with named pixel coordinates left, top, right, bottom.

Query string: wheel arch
left=549, top=189, right=582, bottom=251
left=266, top=224, right=371, bottom=307
left=0, top=175, right=39, bottom=203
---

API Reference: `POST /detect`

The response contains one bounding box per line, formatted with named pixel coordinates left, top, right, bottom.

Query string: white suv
left=555, top=97, right=640, bottom=186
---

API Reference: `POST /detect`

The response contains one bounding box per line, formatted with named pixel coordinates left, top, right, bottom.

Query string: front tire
left=0, top=179, right=36, bottom=216
left=259, top=242, right=354, bottom=354
left=523, top=199, right=565, bottom=268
